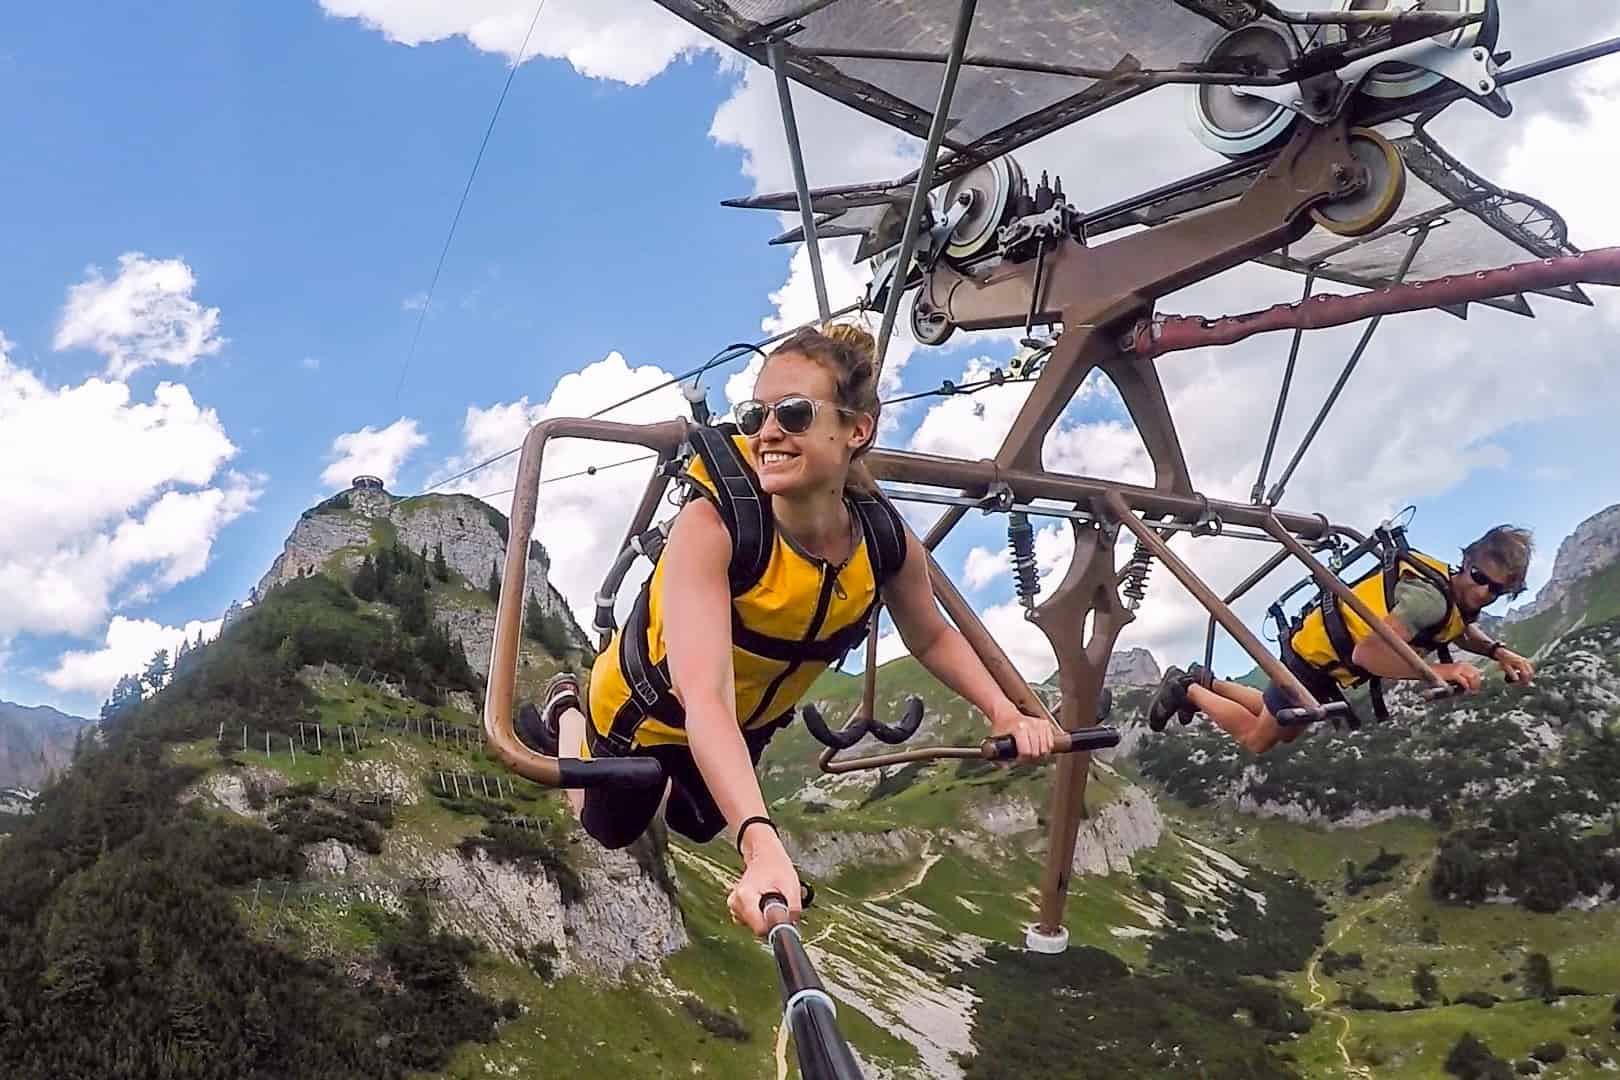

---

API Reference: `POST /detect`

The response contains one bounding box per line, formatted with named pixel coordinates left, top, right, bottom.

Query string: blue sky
left=2, top=1, right=1617, bottom=716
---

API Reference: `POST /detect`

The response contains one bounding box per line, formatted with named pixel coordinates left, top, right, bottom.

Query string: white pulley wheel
left=1331, top=0, right=1498, bottom=101
left=1186, top=22, right=1300, bottom=158
left=1309, top=127, right=1407, bottom=237
left=937, top=156, right=1024, bottom=261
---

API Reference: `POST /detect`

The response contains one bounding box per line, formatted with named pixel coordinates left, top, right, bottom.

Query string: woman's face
left=746, top=352, right=872, bottom=497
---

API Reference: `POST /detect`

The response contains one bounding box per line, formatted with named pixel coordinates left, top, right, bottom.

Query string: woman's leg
left=556, top=703, right=588, bottom=818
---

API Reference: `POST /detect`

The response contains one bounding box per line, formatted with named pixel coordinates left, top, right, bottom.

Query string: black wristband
left=736, top=815, right=777, bottom=858
left=1485, top=641, right=1505, bottom=660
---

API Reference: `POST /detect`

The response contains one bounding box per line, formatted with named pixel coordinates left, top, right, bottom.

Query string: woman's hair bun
left=821, top=322, right=876, bottom=364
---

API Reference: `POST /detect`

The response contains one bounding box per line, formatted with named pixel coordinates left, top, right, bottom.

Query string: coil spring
left=1122, top=541, right=1153, bottom=610
left=1007, top=512, right=1039, bottom=609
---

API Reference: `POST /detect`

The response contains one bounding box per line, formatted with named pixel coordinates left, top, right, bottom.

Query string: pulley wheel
left=1332, top=0, right=1498, bottom=101
left=938, top=156, right=1024, bottom=261
left=910, top=298, right=956, bottom=347
left=1186, top=21, right=1300, bottom=158
left=1309, top=127, right=1407, bottom=237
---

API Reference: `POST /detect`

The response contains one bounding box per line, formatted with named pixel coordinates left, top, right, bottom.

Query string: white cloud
left=316, top=0, right=708, bottom=86
left=54, top=253, right=225, bottom=379
left=320, top=418, right=427, bottom=488
left=0, top=337, right=257, bottom=641
left=44, top=615, right=223, bottom=699
left=301, top=355, right=321, bottom=371
left=433, top=351, right=693, bottom=628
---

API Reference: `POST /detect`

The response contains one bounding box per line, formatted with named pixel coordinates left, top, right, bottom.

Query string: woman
left=518, top=324, right=1057, bottom=935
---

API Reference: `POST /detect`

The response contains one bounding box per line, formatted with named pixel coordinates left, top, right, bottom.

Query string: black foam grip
left=1066, top=725, right=1121, bottom=751
left=555, top=757, right=667, bottom=789
left=867, top=696, right=925, bottom=745
left=801, top=703, right=869, bottom=750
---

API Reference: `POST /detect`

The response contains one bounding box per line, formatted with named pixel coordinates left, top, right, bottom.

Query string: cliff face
left=0, top=701, right=88, bottom=790
left=1507, top=504, right=1620, bottom=625
left=256, top=486, right=587, bottom=673
left=1106, top=647, right=1163, bottom=687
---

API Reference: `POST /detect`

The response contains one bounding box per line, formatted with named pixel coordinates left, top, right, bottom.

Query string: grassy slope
left=1508, top=557, right=1620, bottom=657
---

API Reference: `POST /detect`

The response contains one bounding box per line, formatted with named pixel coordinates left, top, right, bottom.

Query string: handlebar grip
left=1275, top=701, right=1355, bottom=728
left=555, top=757, right=667, bottom=789
left=986, top=724, right=1121, bottom=760
left=866, top=696, right=925, bottom=745
left=801, top=703, right=870, bottom=750
left=1421, top=683, right=1466, bottom=702
left=758, top=883, right=816, bottom=916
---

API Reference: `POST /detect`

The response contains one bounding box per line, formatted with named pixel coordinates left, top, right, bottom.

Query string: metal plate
left=1334, top=0, right=1497, bottom=100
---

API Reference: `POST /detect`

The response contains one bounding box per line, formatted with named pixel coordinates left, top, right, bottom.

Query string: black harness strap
left=687, top=424, right=772, bottom=596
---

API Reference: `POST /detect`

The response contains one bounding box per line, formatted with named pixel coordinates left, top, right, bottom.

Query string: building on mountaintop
left=351, top=475, right=385, bottom=491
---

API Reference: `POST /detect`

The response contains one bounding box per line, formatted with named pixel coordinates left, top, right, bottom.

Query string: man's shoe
left=1148, top=667, right=1189, bottom=733
left=515, top=672, right=580, bottom=756
left=1178, top=664, right=1212, bottom=725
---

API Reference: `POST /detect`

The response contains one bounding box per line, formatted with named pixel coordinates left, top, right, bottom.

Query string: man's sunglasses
left=735, top=396, right=854, bottom=436
left=1467, top=563, right=1516, bottom=598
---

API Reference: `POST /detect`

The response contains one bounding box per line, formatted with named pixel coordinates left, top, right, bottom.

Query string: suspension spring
left=1007, top=512, right=1039, bottom=610
left=1122, top=541, right=1154, bottom=610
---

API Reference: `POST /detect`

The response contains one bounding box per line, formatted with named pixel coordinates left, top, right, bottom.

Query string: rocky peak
left=256, top=483, right=587, bottom=672
left=1505, top=503, right=1620, bottom=625
left=1106, top=647, right=1163, bottom=687
left=0, top=701, right=89, bottom=790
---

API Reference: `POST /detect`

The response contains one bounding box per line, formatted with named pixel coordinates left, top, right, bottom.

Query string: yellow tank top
left=585, top=431, right=904, bottom=751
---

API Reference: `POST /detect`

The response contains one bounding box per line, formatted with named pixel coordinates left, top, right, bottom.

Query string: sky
left=2, top=1, right=1618, bottom=717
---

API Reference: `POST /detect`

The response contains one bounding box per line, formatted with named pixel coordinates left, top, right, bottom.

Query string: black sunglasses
left=735, top=395, right=853, bottom=436
left=1467, top=563, right=1515, bottom=598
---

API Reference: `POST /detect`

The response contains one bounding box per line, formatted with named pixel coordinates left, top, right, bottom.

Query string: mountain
left=6, top=494, right=1619, bottom=1078
left=258, top=479, right=589, bottom=672
left=0, top=699, right=88, bottom=789
left=1506, top=503, right=1620, bottom=655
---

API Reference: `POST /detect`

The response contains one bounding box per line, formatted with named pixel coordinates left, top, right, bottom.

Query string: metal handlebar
left=759, top=892, right=864, bottom=1080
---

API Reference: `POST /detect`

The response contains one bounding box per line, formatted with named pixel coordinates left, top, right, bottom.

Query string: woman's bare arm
left=659, top=499, right=801, bottom=931
left=882, top=528, right=1054, bottom=758
left=660, top=500, right=770, bottom=833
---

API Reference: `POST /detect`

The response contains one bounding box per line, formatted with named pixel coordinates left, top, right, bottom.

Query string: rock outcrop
left=256, top=484, right=587, bottom=673
left=1506, top=503, right=1620, bottom=626
left=1106, top=647, right=1163, bottom=687
left=1070, top=781, right=1165, bottom=876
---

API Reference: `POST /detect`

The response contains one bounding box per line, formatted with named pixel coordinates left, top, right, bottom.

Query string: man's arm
left=1455, top=623, right=1535, bottom=682
left=1348, top=578, right=1474, bottom=685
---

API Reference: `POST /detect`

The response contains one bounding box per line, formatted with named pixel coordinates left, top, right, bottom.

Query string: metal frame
left=482, top=11, right=1620, bottom=954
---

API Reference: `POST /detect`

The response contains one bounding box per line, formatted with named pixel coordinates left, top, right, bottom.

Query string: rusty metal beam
left=1102, top=491, right=1325, bottom=713
left=1128, top=246, right=1620, bottom=360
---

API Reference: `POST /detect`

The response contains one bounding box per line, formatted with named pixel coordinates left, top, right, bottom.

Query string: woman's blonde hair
left=765, top=322, right=882, bottom=490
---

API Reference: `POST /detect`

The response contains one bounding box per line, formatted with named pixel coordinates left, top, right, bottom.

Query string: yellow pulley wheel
left=1309, top=127, right=1407, bottom=238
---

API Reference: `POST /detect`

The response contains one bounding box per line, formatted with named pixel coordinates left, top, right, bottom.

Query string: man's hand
left=1495, top=648, right=1535, bottom=685
left=1435, top=661, right=1483, bottom=693
left=988, top=700, right=1057, bottom=762
left=728, top=830, right=801, bottom=937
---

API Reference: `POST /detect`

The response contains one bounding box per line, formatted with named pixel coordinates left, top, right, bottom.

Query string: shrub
left=1455, top=991, right=1500, bottom=1009
left=681, top=995, right=750, bottom=1042
left=1530, top=1042, right=1566, bottom=1064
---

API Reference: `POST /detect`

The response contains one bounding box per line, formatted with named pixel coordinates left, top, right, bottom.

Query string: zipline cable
left=393, top=0, right=550, bottom=404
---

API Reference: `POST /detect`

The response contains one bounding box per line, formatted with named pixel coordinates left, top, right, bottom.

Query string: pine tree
left=352, top=554, right=379, bottom=601
left=523, top=592, right=546, bottom=644
left=1522, top=952, right=1556, bottom=1001
left=142, top=649, right=171, bottom=694
left=432, top=541, right=450, bottom=583
left=1413, top=963, right=1439, bottom=1003
left=486, top=560, right=501, bottom=603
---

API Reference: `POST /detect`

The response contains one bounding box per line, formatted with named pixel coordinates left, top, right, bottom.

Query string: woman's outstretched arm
left=882, top=527, right=1055, bottom=760
left=660, top=499, right=802, bottom=933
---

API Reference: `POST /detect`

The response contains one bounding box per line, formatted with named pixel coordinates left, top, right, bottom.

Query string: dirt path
left=868, top=838, right=942, bottom=904
left=1303, top=852, right=1438, bottom=1078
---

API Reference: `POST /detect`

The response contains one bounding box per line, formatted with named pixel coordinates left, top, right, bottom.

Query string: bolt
left=1473, top=48, right=1486, bottom=61
left=1478, top=79, right=1491, bottom=92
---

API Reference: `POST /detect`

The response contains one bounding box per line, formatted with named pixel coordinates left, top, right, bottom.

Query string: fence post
left=242, top=725, right=248, bottom=752
left=451, top=773, right=461, bottom=799
left=265, top=732, right=271, bottom=756
left=289, top=737, right=296, bottom=765
left=217, top=720, right=224, bottom=743
left=315, top=724, right=322, bottom=752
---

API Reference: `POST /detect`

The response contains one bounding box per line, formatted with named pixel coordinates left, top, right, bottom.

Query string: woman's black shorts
left=580, top=712, right=792, bottom=850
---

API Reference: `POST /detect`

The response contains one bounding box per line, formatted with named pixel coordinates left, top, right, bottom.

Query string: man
left=1149, top=524, right=1538, bottom=754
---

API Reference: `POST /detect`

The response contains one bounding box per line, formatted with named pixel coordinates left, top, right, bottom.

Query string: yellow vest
left=1288, top=550, right=1468, bottom=688
left=586, top=429, right=906, bottom=751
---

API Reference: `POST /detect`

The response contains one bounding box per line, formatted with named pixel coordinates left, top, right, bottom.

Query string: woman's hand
left=988, top=699, right=1057, bottom=762
left=727, top=830, right=802, bottom=937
